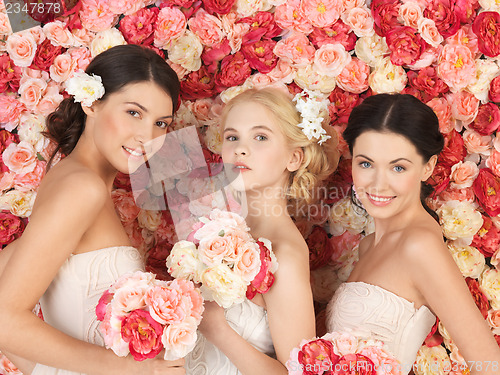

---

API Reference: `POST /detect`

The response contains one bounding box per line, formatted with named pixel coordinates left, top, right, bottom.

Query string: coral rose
left=215, top=52, right=252, bottom=90
left=385, top=26, right=427, bottom=66
left=299, top=0, right=342, bottom=28
left=6, top=32, right=37, bottom=68
left=437, top=44, right=476, bottom=92
left=121, top=309, right=164, bottom=361
left=154, top=7, right=187, bottom=50
left=119, top=7, right=159, bottom=45
left=473, top=168, right=500, bottom=217
left=472, top=215, right=500, bottom=258
left=188, top=9, right=224, bottom=47
left=423, top=0, right=460, bottom=38
left=336, top=57, right=370, bottom=94
left=241, top=39, right=278, bottom=74
left=371, top=0, right=400, bottom=37
left=0, top=211, right=26, bottom=245
left=469, top=102, right=500, bottom=136
left=473, top=11, right=500, bottom=57
left=273, top=32, right=316, bottom=68
left=203, top=0, right=236, bottom=14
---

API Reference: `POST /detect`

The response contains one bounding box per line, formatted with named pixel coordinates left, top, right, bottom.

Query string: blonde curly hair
left=220, top=87, right=340, bottom=210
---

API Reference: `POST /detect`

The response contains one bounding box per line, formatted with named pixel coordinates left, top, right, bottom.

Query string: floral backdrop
left=1, top=0, right=500, bottom=373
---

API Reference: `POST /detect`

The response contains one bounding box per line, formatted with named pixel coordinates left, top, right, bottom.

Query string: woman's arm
left=0, top=173, right=184, bottom=375
left=404, top=229, right=500, bottom=375
left=199, top=242, right=315, bottom=375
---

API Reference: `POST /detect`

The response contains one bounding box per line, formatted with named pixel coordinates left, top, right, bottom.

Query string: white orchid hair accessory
left=293, top=89, right=331, bottom=145
left=64, top=70, right=105, bottom=107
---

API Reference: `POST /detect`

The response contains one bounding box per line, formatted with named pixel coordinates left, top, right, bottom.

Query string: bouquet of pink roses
left=96, top=270, right=203, bottom=361
left=166, top=209, right=278, bottom=308
left=287, top=331, right=402, bottom=375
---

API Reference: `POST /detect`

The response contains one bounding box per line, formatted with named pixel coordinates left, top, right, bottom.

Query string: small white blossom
left=293, top=89, right=331, bottom=145
left=64, top=70, right=105, bottom=107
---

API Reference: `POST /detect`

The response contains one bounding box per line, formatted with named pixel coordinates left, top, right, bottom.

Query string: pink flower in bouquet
left=0, top=211, right=26, bottom=246
left=407, top=67, right=448, bottom=102
left=335, top=353, right=376, bottom=375
left=96, top=290, right=114, bottom=321
left=49, top=53, right=76, bottom=83
left=487, top=149, right=500, bottom=177
left=274, top=0, right=314, bottom=35
left=466, top=277, right=490, bottom=319
left=153, top=7, right=187, bottom=49
left=0, top=54, right=22, bottom=94
left=239, top=11, right=282, bottom=44
left=198, top=235, right=234, bottom=266
left=439, top=130, right=467, bottom=168
left=448, top=90, right=479, bottom=126
left=202, top=0, right=236, bottom=15
left=215, top=52, right=252, bottom=90
left=313, top=43, right=351, bottom=77
left=121, top=309, right=164, bottom=361
left=189, top=9, right=224, bottom=47
left=426, top=97, right=455, bottom=134
left=437, top=44, right=476, bottom=92
left=111, top=282, right=148, bottom=317
left=171, top=278, right=204, bottom=322
left=371, top=0, right=400, bottom=37
left=2, top=141, right=37, bottom=175
left=472, top=215, right=500, bottom=258
left=297, top=338, right=340, bottom=374
left=450, top=161, right=479, bottom=189
left=473, top=168, right=500, bottom=217
left=145, top=283, right=189, bottom=325
left=299, top=0, right=342, bottom=28
left=473, top=11, right=500, bottom=57
left=241, top=39, right=278, bottom=74
left=0, top=96, right=26, bottom=130
left=0, top=353, right=22, bottom=375
left=469, top=103, right=500, bottom=136
left=273, top=32, right=315, bottom=68
left=6, top=32, right=37, bottom=68
left=234, top=241, right=262, bottom=282
left=423, top=0, right=460, bottom=38
left=489, top=75, right=500, bottom=103
left=246, top=239, right=276, bottom=299
left=307, top=226, right=334, bottom=271
left=14, top=160, right=46, bottom=192
left=161, top=316, right=198, bottom=360
left=463, top=129, right=492, bottom=156
left=43, top=21, right=75, bottom=48
left=309, top=20, right=356, bottom=50
left=79, top=0, right=118, bottom=32
left=119, top=7, right=159, bottom=45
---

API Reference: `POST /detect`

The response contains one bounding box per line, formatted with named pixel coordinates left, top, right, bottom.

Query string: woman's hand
left=128, top=356, right=185, bottom=375
left=197, top=301, right=229, bottom=342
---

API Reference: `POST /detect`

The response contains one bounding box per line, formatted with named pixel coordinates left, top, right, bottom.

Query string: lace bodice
left=326, top=282, right=436, bottom=372
left=185, top=299, right=275, bottom=375
left=32, top=246, right=144, bottom=375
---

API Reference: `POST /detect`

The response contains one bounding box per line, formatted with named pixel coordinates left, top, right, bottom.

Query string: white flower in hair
left=64, top=70, right=105, bottom=107
left=293, top=89, right=331, bottom=145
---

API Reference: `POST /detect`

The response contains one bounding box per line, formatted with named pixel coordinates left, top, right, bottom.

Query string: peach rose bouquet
left=95, top=270, right=203, bottom=361
left=166, top=208, right=278, bottom=308
left=286, top=331, right=402, bottom=375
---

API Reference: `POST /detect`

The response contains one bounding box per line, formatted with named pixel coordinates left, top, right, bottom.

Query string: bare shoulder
left=399, top=222, right=447, bottom=268
left=358, top=232, right=374, bottom=257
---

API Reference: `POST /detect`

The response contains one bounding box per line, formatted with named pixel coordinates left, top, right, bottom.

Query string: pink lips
left=234, top=162, right=251, bottom=172
left=366, top=193, right=396, bottom=207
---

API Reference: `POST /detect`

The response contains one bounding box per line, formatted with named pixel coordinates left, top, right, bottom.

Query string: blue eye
left=359, top=161, right=371, bottom=168
left=394, top=165, right=405, bottom=172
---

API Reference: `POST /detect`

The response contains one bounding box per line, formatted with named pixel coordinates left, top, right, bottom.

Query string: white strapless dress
left=31, top=246, right=144, bottom=375
left=185, top=299, right=275, bottom=375
left=326, top=281, right=436, bottom=374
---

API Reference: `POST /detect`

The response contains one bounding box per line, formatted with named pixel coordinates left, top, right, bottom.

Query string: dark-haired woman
left=326, top=94, right=500, bottom=375
left=0, top=45, right=184, bottom=375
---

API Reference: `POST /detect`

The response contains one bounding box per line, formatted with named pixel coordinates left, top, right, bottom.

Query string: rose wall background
left=1, top=0, right=500, bottom=373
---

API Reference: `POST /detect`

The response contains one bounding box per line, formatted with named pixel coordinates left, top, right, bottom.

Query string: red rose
left=202, top=0, right=236, bottom=15
left=309, top=20, right=357, bottom=51
left=146, top=241, right=173, bottom=281
left=307, top=226, right=334, bottom=270
left=0, top=54, right=22, bottom=94
left=407, top=67, right=449, bottom=101
left=469, top=102, right=500, bottom=136
left=201, top=39, right=232, bottom=74
left=0, top=211, right=26, bottom=246
left=180, top=66, right=217, bottom=100
left=121, top=309, right=164, bottom=361
left=424, top=317, right=443, bottom=347
left=439, top=130, right=467, bottom=168
left=328, top=87, right=361, bottom=125
left=113, top=172, right=131, bottom=191
left=298, top=338, right=340, bottom=375
left=240, top=39, right=278, bottom=74
left=426, top=162, right=451, bottom=196
left=30, top=39, right=64, bottom=72
left=473, top=11, right=500, bottom=57
left=119, top=7, right=159, bottom=45
left=471, top=215, right=500, bottom=257
left=424, top=0, right=460, bottom=38
left=371, top=0, right=400, bottom=37
left=466, top=277, right=490, bottom=319
left=0, top=130, right=20, bottom=154
left=239, top=11, right=282, bottom=44
left=489, top=75, right=500, bottom=103
left=215, top=52, right=252, bottom=91
left=473, top=168, right=500, bottom=217
left=455, top=0, right=480, bottom=23
left=386, top=26, right=427, bottom=66
left=246, top=240, right=275, bottom=299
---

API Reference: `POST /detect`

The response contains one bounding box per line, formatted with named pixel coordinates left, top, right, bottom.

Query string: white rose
left=219, top=83, right=252, bottom=104
left=166, top=241, right=204, bottom=283
left=0, top=190, right=37, bottom=217
left=167, top=30, right=203, bottom=72
left=137, top=209, right=162, bottom=231
left=480, top=268, right=500, bottom=310
left=90, top=28, right=126, bottom=58
left=368, top=57, right=408, bottom=94
left=414, top=345, right=451, bottom=375
left=200, top=264, right=248, bottom=308
left=294, top=64, right=337, bottom=93
left=328, top=197, right=372, bottom=236
left=436, top=200, right=484, bottom=243
left=236, top=0, right=272, bottom=17
left=447, top=241, right=486, bottom=279
left=354, top=34, right=389, bottom=68
left=479, top=0, right=500, bottom=11
left=203, top=122, right=223, bottom=154
left=64, top=71, right=105, bottom=107
left=17, top=113, right=49, bottom=153
left=467, top=58, right=500, bottom=103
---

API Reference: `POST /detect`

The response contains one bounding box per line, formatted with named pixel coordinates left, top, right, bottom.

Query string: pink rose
left=487, top=149, right=500, bottom=178
left=36, top=92, right=64, bottom=117
left=330, top=230, right=361, bottom=264
left=298, top=338, right=340, bottom=373
left=14, top=160, right=46, bottom=192
left=202, top=0, right=236, bottom=15
left=170, top=278, right=204, bottom=322
left=0, top=210, right=26, bottom=245
left=426, top=97, right=455, bottom=134
left=189, top=9, right=224, bottom=47
left=447, top=25, right=479, bottom=57
left=241, top=39, right=278, bottom=74
left=398, top=1, right=423, bottom=29
left=309, top=20, right=356, bottom=50
left=246, top=240, right=275, bottom=298
left=450, top=161, right=479, bottom=189
left=239, top=11, right=282, bottom=44
left=0, top=54, right=22, bottom=94
left=234, top=242, right=261, bottom=282
left=2, top=141, right=37, bottom=175
left=313, top=42, right=351, bottom=77
left=153, top=7, right=187, bottom=49
left=437, top=44, right=476, bottom=92
left=0, top=353, right=21, bottom=375
left=473, top=168, right=500, bottom=217
left=68, top=47, right=92, bottom=72
left=96, top=290, right=114, bottom=321
left=273, top=32, right=315, bottom=68
left=161, top=316, right=198, bottom=360
left=335, top=353, right=376, bottom=375
left=448, top=90, right=479, bottom=125
left=472, top=215, right=500, bottom=258
left=198, top=236, right=230, bottom=266
left=0, top=96, right=26, bottom=130
left=371, top=0, right=400, bottom=37
left=342, top=6, right=374, bottom=37
left=215, top=52, right=252, bottom=90
left=121, top=310, right=164, bottom=361
left=267, top=59, right=295, bottom=84
left=469, top=102, right=500, bottom=136
left=463, top=129, right=492, bottom=156
left=487, top=309, right=500, bottom=333
left=145, top=284, right=189, bottom=325
left=299, top=0, right=342, bottom=28
left=49, top=53, right=76, bottom=83
left=336, top=57, right=370, bottom=94
left=473, top=11, right=500, bottom=58
left=201, top=39, right=232, bottom=73
left=6, top=32, right=37, bottom=68
left=18, top=78, right=47, bottom=110
left=108, top=0, right=144, bottom=15
left=418, top=18, right=443, bottom=48
left=274, top=0, right=314, bottom=35
left=455, top=0, right=479, bottom=24
left=423, top=0, right=460, bottom=38
left=489, top=75, right=500, bottom=103
left=437, top=187, right=475, bottom=206
left=111, top=189, right=140, bottom=223
left=43, top=21, right=74, bottom=48
left=119, top=7, right=159, bottom=45
left=386, top=26, right=427, bottom=66
left=79, top=0, right=118, bottom=32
